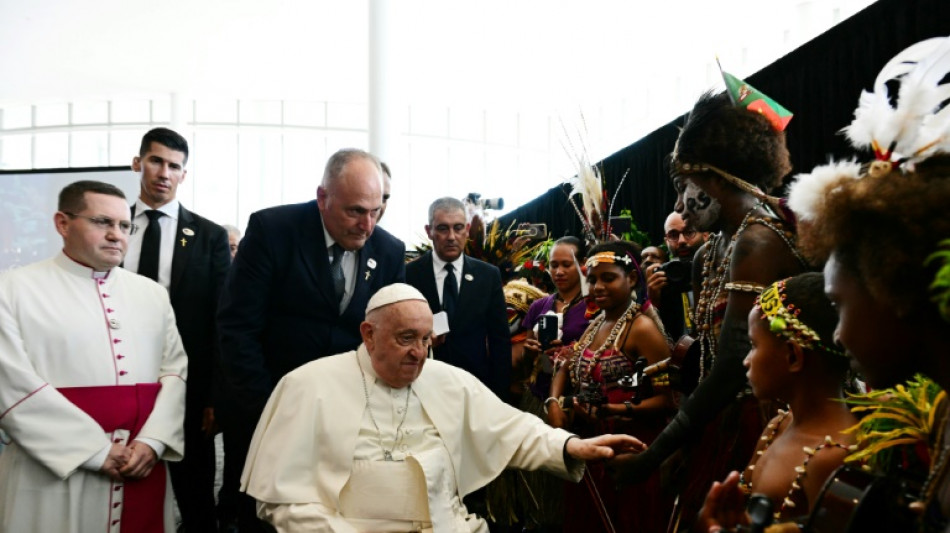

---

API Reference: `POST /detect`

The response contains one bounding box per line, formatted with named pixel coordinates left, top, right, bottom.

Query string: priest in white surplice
left=0, top=181, right=187, bottom=533
left=242, top=283, right=644, bottom=532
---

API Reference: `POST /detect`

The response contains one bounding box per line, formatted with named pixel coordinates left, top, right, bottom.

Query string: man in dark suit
left=406, top=197, right=510, bottom=400
left=217, top=148, right=405, bottom=532
left=125, top=127, right=231, bottom=532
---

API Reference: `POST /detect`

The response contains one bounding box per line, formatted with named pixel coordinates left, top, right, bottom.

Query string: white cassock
left=0, top=252, right=187, bottom=533
left=242, top=345, right=584, bottom=533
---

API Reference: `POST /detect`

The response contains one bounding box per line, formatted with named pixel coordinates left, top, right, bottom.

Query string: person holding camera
left=646, top=211, right=707, bottom=340
left=511, top=236, right=590, bottom=530
left=546, top=241, right=674, bottom=533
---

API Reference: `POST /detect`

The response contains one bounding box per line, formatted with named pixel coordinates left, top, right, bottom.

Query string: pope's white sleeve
left=257, top=502, right=358, bottom=533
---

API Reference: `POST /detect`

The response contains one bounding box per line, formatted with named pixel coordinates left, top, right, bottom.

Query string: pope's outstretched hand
left=565, top=434, right=646, bottom=461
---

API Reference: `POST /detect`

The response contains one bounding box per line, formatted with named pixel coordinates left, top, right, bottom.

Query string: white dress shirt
left=431, top=255, right=464, bottom=305
left=124, top=199, right=180, bottom=291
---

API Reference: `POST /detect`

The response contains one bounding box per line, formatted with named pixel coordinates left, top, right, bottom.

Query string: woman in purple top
left=512, top=236, right=590, bottom=530
left=522, top=236, right=591, bottom=401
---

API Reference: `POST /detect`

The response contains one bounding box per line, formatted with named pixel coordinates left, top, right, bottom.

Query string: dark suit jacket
left=405, top=252, right=510, bottom=400
left=131, top=204, right=231, bottom=411
left=217, top=200, right=405, bottom=415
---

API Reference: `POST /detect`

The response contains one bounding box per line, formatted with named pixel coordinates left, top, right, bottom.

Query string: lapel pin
left=180, top=238, right=188, bottom=247
left=182, top=228, right=195, bottom=236
left=365, top=271, right=372, bottom=281
left=367, top=258, right=377, bottom=269
left=464, top=274, right=474, bottom=281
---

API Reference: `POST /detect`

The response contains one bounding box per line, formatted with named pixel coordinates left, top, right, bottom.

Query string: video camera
left=465, top=192, right=504, bottom=211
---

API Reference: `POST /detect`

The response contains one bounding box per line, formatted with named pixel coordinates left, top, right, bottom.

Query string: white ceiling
left=0, top=0, right=877, bottom=113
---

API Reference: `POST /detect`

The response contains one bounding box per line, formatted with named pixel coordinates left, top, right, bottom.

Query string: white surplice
left=242, top=345, right=584, bottom=533
left=0, top=252, right=187, bottom=533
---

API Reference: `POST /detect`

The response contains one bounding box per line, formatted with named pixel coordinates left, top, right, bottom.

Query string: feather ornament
left=570, top=155, right=604, bottom=232
left=786, top=160, right=862, bottom=222
left=844, top=37, right=950, bottom=162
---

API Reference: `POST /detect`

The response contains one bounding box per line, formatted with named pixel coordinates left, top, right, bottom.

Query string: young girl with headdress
left=547, top=240, right=674, bottom=533
left=696, top=272, right=857, bottom=531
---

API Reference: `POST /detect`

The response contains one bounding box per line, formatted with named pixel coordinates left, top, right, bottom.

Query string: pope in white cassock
left=0, top=181, right=187, bottom=533
left=241, top=282, right=644, bottom=532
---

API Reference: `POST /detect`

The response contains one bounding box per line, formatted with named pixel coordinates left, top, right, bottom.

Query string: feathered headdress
left=560, top=116, right=630, bottom=244
left=789, top=36, right=950, bottom=218
left=843, top=37, right=950, bottom=163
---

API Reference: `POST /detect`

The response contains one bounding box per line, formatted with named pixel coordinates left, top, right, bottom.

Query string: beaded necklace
left=554, top=291, right=584, bottom=313
left=693, top=203, right=807, bottom=381
left=571, top=300, right=639, bottom=387
left=694, top=203, right=760, bottom=380
left=738, top=409, right=853, bottom=520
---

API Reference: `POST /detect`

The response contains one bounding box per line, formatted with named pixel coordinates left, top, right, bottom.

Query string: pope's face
left=362, top=300, right=433, bottom=388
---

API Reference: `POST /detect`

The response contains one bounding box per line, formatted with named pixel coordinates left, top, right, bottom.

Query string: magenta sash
left=59, top=384, right=166, bottom=533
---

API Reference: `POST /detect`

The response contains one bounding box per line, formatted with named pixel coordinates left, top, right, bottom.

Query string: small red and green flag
left=719, top=68, right=793, bottom=132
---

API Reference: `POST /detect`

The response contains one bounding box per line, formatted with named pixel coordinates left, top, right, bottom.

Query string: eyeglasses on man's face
left=664, top=229, right=697, bottom=242
left=63, top=212, right=139, bottom=235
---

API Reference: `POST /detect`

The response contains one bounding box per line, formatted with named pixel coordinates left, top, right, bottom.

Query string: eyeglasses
left=63, top=212, right=139, bottom=235
left=665, top=229, right=697, bottom=242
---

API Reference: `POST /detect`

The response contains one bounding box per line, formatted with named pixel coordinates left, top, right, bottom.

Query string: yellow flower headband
left=585, top=252, right=633, bottom=269
left=754, top=279, right=844, bottom=357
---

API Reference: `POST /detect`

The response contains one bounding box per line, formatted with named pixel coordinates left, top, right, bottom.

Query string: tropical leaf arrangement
left=843, top=374, right=945, bottom=475
left=925, top=238, right=950, bottom=323
left=516, top=239, right=555, bottom=293
left=615, top=208, right=652, bottom=249
left=465, top=217, right=547, bottom=283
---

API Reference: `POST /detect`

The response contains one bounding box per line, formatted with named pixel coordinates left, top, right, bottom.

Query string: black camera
left=655, top=260, right=692, bottom=293
left=563, top=387, right=607, bottom=408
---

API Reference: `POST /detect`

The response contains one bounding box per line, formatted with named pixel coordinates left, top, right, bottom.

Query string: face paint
left=682, top=179, right=721, bottom=231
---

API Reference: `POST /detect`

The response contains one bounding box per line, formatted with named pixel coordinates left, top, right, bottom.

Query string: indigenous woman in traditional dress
left=697, top=273, right=857, bottom=530
left=547, top=241, right=674, bottom=532
left=611, top=87, right=808, bottom=531
left=780, top=36, right=950, bottom=532
left=505, top=236, right=589, bottom=531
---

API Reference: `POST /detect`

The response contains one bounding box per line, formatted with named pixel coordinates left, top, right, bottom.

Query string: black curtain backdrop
left=500, top=0, right=950, bottom=245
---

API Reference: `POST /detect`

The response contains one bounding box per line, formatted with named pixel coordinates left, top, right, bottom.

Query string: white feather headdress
left=790, top=36, right=950, bottom=220
left=843, top=36, right=950, bottom=162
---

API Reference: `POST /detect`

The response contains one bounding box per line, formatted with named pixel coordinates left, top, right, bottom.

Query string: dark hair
left=553, top=236, right=586, bottom=259
left=58, top=180, right=126, bottom=213
left=588, top=241, right=641, bottom=275
left=380, top=161, right=391, bottom=178
left=798, top=154, right=950, bottom=319
left=780, top=272, right=846, bottom=371
left=139, top=127, right=189, bottom=164
left=673, top=91, right=791, bottom=192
